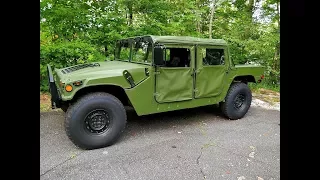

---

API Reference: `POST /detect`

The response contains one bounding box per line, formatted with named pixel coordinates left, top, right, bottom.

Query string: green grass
left=40, top=92, right=53, bottom=112
left=40, top=103, right=51, bottom=112
left=40, top=92, right=63, bottom=112
left=249, top=82, right=280, bottom=92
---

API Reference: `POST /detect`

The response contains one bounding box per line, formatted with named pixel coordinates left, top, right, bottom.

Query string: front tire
left=221, top=82, right=252, bottom=120
left=65, top=92, right=127, bottom=149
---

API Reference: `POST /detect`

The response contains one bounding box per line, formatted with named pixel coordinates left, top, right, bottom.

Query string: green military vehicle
left=47, top=35, right=265, bottom=149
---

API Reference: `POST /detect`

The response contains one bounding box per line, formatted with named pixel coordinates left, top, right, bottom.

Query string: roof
left=150, top=35, right=227, bottom=45
left=118, top=35, right=227, bottom=46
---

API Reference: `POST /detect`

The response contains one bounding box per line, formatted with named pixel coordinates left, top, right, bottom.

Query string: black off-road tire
left=220, top=82, right=252, bottom=120
left=65, top=92, right=127, bottom=149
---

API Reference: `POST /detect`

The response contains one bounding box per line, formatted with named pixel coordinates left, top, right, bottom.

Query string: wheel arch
left=232, top=75, right=256, bottom=84
left=71, top=85, right=131, bottom=106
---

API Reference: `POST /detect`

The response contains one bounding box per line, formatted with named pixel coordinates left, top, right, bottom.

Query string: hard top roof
left=117, top=35, right=227, bottom=46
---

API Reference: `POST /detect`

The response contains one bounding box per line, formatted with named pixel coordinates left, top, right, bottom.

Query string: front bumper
left=47, top=64, right=62, bottom=109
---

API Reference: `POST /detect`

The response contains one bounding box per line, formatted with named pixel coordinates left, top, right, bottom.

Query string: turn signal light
left=65, top=84, right=73, bottom=92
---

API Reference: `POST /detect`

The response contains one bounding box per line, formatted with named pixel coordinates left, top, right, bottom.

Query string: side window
left=203, top=48, right=225, bottom=66
left=164, top=48, right=191, bottom=67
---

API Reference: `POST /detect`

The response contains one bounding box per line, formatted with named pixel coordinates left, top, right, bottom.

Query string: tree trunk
left=247, top=0, right=255, bottom=21
left=209, top=0, right=216, bottom=39
left=128, top=3, right=133, bottom=26
left=195, top=0, right=201, bottom=33
left=243, top=0, right=259, bottom=39
left=273, top=48, right=277, bottom=69
left=274, top=1, right=280, bottom=72
left=104, top=45, right=108, bottom=57
left=276, top=1, right=280, bottom=28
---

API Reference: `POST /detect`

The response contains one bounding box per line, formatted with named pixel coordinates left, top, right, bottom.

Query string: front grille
left=61, top=63, right=100, bottom=74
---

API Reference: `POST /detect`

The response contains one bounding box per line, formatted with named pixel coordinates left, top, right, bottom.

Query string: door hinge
left=155, top=71, right=161, bottom=75
left=154, top=92, right=160, bottom=97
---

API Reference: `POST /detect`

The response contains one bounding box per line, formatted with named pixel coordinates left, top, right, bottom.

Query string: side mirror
left=154, top=46, right=165, bottom=66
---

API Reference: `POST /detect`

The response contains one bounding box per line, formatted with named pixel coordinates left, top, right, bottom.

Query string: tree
left=40, top=0, right=280, bottom=91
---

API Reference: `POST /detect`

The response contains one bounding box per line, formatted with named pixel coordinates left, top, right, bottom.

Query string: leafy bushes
left=40, top=40, right=105, bottom=91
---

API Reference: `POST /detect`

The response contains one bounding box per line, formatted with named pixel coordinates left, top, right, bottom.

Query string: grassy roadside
left=249, top=82, right=280, bottom=93
left=249, top=82, right=280, bottom=106
left=40, top=92, right=62, bottom=112
left=251, top=88, right=280, bottom=105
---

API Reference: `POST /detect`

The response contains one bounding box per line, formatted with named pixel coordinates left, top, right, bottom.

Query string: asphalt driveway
left=40, top=106, right=280, bottom=180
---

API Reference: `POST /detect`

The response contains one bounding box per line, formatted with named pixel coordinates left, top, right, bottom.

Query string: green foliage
left=40, top=40, right=105, bottom=67
left=40, top=0, right=280, bottom=92
left=40, top=40, right=105, bottom=91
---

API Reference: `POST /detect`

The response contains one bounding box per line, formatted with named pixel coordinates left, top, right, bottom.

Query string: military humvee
left=47, top=35, right=265, bottom=149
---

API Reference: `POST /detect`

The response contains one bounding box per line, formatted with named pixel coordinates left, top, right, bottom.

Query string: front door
left=194, top=45, right=228, bottom=98
left=155, top=45, right=194, bottom=103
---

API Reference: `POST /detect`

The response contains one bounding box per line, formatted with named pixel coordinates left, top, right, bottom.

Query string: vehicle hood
left=55, top=60, right=149, bottom=83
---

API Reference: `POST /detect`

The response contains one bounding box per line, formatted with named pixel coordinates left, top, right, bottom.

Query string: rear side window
left=203, top=49, right=225, bottom=66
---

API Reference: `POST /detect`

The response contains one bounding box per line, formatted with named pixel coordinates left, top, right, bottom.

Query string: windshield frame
left=114, top=37, right=154, bottom=66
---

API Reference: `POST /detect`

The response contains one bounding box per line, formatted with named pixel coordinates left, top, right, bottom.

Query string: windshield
left=132, top=40, right=152, bottom=64
left=115, top=41, right=130, bottom=61
left=115, top=38, right=152, bottom=65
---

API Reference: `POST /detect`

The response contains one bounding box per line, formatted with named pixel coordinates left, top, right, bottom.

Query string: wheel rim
left=234, top=93, right=246, bottom=110
left=84, top=109, right=110, bottom=134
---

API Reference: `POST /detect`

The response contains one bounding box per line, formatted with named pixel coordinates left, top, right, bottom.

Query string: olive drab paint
left=48, top=35, right=265, bottom=116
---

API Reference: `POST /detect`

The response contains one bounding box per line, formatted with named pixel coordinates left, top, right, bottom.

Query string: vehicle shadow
left=117, top=104, right=227, bottom=141
left=40, top=104, right=227, bottom=150
left=126, top=104, right=224, bottom=122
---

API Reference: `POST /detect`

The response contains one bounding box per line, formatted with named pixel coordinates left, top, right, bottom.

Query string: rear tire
left=65, top=92, right=127, bottom=149
left=221, top=82, right=252, bottom=120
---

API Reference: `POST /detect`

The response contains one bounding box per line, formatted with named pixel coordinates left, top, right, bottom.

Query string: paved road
left=40, top=106, right=280, bottom=180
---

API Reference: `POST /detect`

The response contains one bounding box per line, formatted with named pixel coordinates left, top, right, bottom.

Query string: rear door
left=194, top=45, right=228, bottom=98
